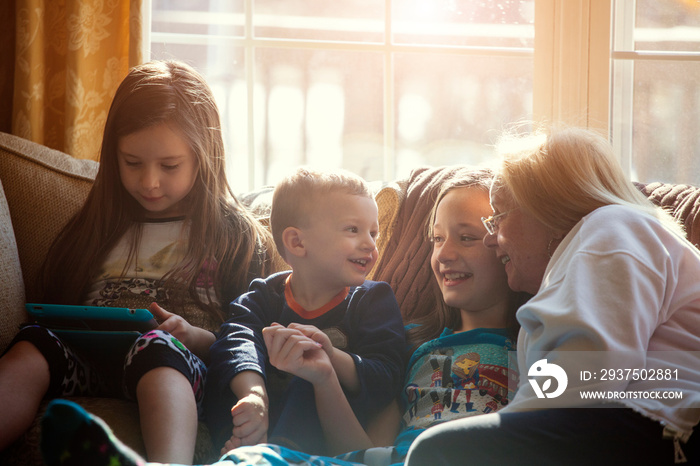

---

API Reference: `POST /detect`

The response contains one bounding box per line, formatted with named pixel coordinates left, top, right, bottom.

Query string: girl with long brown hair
left=0, top=60, right=275, bottom=464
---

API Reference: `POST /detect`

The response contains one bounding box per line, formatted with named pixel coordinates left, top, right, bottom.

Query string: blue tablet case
left=25, top=303, right=158, bottom=355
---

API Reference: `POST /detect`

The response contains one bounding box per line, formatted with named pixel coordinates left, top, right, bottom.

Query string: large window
left=148, top=1, right=700, bottom=190
left=611, top=0, right=700, bottom=185
left=149, top=0, right=534, bottom=191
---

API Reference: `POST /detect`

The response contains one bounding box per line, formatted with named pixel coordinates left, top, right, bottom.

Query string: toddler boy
left=206, top=167, right=406, bottom=456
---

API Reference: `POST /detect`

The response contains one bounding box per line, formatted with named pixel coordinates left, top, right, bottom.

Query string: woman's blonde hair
left=41, top=60, right=274, bottom=322
left=493, top=125, right=683, bottom=236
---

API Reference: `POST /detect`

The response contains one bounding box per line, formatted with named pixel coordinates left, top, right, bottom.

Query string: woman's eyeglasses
left=481, top=209, right=515, bottom=235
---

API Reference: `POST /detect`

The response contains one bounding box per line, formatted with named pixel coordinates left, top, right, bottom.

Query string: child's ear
left=282, top=227, right=306, bottom=258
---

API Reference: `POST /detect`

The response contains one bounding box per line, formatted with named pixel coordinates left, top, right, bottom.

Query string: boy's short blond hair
left=270, top=167, right=373, bottom=258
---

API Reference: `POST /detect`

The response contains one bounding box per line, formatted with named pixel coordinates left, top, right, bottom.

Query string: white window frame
left=533, top=0, right=611, bottom=133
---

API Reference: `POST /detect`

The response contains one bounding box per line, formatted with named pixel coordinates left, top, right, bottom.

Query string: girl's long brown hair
left=406, top=168, right=528, bottom=350
left=41, top=60, right=274, bottom=322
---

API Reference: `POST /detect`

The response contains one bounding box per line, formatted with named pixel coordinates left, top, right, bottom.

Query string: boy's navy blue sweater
left=206, top=271, right=407, bottom=455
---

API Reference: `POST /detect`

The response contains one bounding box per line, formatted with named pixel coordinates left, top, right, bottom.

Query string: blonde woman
left=407, top=127, right=700, bottom=465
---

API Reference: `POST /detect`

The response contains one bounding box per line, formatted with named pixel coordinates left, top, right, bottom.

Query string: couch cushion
left=369, top=180, right=406, bottom=281
left=0, top=178, right=26, bottom=352
left=0, top=132, right=97, bottom=302
left=636, top=181, right=700, bottom=249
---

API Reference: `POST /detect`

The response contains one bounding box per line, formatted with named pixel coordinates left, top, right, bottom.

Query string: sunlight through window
left=149, top=0, right=534, bottom=190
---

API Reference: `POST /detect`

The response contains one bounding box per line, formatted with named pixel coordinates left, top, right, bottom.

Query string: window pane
left=254, top=0, right=385, bottom=42
left=150, top=42, right=249, bottom=189
left=394, top=53, right=532, bottom=178
left=254, top=48, right=384, bottom=186
left=392, top=0, right=534, bottom=47
left=633, top=0, right=700, bottom=52
left=150, top=1, right=536, bottom=190
left=614, top=59, right=700, bottom=185
left=152, top=0, right=244, bottom=37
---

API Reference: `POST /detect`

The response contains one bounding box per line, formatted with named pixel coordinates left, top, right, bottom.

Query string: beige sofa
left=2, top=131, right=700, bottom=464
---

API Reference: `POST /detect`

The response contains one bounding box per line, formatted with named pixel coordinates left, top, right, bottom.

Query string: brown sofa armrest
left=636, top=181, right=700, bottom=249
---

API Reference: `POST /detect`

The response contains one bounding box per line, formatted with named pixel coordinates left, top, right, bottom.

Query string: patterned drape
left=12, top=0, right=143, bottom=161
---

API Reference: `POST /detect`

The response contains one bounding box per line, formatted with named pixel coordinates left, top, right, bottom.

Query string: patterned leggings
left=9, top=325, right=207, bottom=415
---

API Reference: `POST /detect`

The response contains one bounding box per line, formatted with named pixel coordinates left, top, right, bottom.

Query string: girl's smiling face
left=118, top=122, right=198, bottom=219
left=430, top=187, right=511, bottom=328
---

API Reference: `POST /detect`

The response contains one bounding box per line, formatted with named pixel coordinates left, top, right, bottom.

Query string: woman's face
left=483, top=188, right=552, bottom=295
left=430, top=187, right=511, bottom=324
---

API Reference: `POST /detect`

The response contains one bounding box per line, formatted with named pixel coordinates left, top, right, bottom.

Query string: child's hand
left=262, top=323, right=333, bottom=385
left=286, top=322, right=334, bottom=358
left=148, top=303, right=216, bottom=361
left=221, top=393, right=268, bottom=455
left=150, top=302, right=193, bottom=342
left=285, top=322, right=359, bottom=393
left=149, top=303, right=215, bottom=359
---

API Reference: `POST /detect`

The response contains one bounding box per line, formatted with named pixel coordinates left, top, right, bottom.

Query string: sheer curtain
left=11, top=0, right=144, bottom=161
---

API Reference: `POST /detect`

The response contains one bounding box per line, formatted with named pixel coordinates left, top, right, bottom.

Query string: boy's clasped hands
left=222, top=321, right=334, bottom=454
left=263, top=322, right=334, bottom=385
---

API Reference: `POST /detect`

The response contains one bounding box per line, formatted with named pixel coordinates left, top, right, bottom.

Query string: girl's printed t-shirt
left=395, top=327, right=517, bottom=452
left=84, top=219, right=221, bottom=332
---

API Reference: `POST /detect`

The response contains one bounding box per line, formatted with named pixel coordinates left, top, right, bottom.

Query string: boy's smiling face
left=299, top=192, right=379, bottom=289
